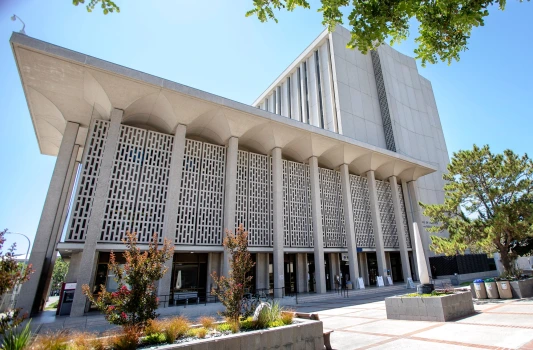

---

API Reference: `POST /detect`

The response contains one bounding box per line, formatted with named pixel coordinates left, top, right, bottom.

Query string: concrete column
left=158, top=124, right=186, bottom=297
left=42, top=145, right=80, bottom=305
left=309, top=156, right=326, bottom=293
left=389, top=176, right=412, bottom=282
left=17, top=122, right=79, bottom=314
left=222, top=137, right=238, bottom=276
left=207, top=252, right=221, bottom=294
left=366, top=170, right=388, bottom=284
left=70, top=110, right=123, bottom=317
left=401, top=180, right=419, bottom=280
left=340, top=164, right=360, bottom=282
left=65, top=252, right=82, bottom=283
left=256, top=253, right=269, bottom=291
left=329, top=253, right=340, bottom=290
left=296, top=253, right=308, bottom=293
left=406, top=180, right=431, bottom=274
left=272, top=147, right=284, bottom=298
left=359, top=253, right=369, bottom=286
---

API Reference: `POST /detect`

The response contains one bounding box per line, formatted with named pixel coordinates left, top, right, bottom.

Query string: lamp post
left=10, top=14, right=26, bottom=35
left=6, top=232, right=31, bottom=264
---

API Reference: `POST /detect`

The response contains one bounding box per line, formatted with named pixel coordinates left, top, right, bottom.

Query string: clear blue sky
left=0, top=0, right=531, bottom=253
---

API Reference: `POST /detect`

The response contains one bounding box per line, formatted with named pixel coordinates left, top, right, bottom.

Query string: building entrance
left=284, top=254, right=297, bottom=293
left=367, top=252, right=378, bottom=285
left=389, top=252, right=404, bottom=282
left=339, top=256, right=350, bottom=288
left=170, top=253, right=208, bottom=304
left=307, top=254, right=315, bottom=292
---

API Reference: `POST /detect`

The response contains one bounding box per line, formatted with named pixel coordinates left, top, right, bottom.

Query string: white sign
left=387, top=276, right=393, bottom=286
left=486, top=284, right=492, bottom=290
left=406, top=278, right=415, bottom=289
left=377, top=276, right=384, bottom=287
left=358, top=277, right=365, bottom=289
left=500, top=282, right=508, bottom=290
left=474, top=283, right=482, bottom=291
left=341, top=253, right=349, bottom=262
left=64, top=283, right=77, bottom=290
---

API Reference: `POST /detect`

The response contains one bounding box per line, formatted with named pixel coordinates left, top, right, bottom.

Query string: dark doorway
left=389, top=252, right=404, bottom=282
left=284, top=254, right=297, bottom=293
left=248, top=253, right=257, bottom=294
left=367, top=252, right=378, bottom=285
left=171, top=253, right=208, bottom=303
left=307, top=254, right=315, bottom=292
left=324, top=254, right=331, bottom=291
left=340, top=257, right=350, bottom=288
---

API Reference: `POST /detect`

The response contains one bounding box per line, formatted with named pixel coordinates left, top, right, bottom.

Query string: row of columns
left=20, top=108, right=430, bottom=317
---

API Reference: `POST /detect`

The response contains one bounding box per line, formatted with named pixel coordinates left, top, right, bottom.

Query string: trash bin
left=473, top=279, right=487, bottom=299
left=496, top=280, right=513, bottom=299
left=484, top=278, right=499, bottom=299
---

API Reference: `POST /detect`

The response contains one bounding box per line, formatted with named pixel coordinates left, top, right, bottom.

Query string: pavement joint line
left=458, top=322, right=533, bottom=330
left=409, top=336, right=513, bottom=350
left=331, top=319, right=383, bottom=331
left=484, top=312, right=533, bottom=315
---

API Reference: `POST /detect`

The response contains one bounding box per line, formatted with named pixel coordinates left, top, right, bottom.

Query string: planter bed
left=149, top=318, right=323, bottom=350
left=385, top=290, right=474, bottom=322
left=510, top=278, right=533, bottom=298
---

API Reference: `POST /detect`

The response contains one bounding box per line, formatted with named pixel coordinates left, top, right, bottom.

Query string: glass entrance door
left=367, top=252, right=378, bottom=285
left=389, top=252, right=404, bottom=282
left=284, top=254, right=296, bottom=294
left=307, top=254, right=315, bottom=292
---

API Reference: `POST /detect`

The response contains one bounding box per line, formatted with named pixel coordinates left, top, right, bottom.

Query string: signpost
left=406, top=277, right=416, bottom=289
left=387, top=276, right=393, bottom=286
left=358, top=277, right=365, bottom=289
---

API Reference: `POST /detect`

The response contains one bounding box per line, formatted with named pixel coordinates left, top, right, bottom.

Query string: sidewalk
left=297, top=297, right=533, bottom=349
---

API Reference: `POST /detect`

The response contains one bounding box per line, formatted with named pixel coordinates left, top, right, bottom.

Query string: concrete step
left=296, top=284, right=411, bottom=303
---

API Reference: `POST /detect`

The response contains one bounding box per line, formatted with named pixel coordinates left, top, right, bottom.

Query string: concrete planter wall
left=510, top=279, right=533, bottom=298
left=159, top=318, right=323, bottom=350
left=385, top=291, right=474, bottom=322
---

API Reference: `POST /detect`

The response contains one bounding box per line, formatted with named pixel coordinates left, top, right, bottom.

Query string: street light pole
left=6, top=232, right=31, bottom=264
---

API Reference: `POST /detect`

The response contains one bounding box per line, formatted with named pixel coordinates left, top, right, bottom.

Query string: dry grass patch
left=198, top=316, right=216, bottom=330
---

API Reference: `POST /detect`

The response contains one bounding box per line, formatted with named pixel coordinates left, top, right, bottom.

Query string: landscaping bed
left=385, top=290, right=475, bottom=322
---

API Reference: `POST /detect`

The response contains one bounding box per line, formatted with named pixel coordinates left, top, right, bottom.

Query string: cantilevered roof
left=10, top=32, right=436, bottom=181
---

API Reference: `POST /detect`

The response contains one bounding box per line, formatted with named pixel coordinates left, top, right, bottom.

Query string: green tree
left=72, top=0, right=530, bottom=66
left=211, top=225, right=255, bottom=326
left=50, top=257, right=69, bottom=294
left=421, top=145, right=533, bottom=275
left=82, top=232, right=173, bottom=329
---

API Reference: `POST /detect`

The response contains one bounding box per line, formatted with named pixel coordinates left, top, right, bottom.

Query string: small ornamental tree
left=0, top=229, right=33, bottom=334
left=82, top=232, right=173, bottom=329
left=211, top=225, right=255, bottom=324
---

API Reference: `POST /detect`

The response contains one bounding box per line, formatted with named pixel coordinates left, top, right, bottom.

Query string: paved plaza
left=295, top=292, right=533, bottom=349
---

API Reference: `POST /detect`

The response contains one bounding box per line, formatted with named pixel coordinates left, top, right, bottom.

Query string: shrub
left=281, top=311, right=294, bottom=325
left=2, top=321, right=31, bottom=350
left=69, top=332, right=105, bottom=350
left=144, top=319, right=165, bottom=336
left=267, top=319, right=285, bottom=328
left=163, top=316, right=190, bottom=343
left=211, top=225, right=255, bottom=324
left=143, top=332, right=166, bottom=345
left=216, top=323, right=232, bottom=332
left=187, top=327, right=208, bottom=339
left=239, top=317, right=255, bottom=330
left=111, top=326, right=140, bottom=350
left=82, top=232, right=173, bottom=329
left=30, top=330, right=69, bottom=350
left=198, top=316, right=216, bottom=330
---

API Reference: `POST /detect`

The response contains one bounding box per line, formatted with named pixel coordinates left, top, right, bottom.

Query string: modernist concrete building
left=10, top=25, right=448, bottom=317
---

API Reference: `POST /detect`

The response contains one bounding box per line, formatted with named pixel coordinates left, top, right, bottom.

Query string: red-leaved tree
left=211, top=225, right=255, bottom=325
left=82, top=232, right=173, bottom=329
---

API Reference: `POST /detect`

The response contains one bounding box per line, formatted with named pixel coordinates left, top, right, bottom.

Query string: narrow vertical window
left=303, top=61, right=310, bottom=124
left=315, top=50, right=325, bottom=129
left=273, top=91, right=277, bottom=114
left=298, top=67, right=303, bottom=123
left=277, top=86, right=282, bottom=115
left=287, top=77, right=292, bottom=119
left=265, top=98, right=269, bottom=112
left=326, top=39, right=339, bottom=133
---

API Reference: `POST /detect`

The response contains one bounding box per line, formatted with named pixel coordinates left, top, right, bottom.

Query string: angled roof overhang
left=10, top=32, right=436, bottom=181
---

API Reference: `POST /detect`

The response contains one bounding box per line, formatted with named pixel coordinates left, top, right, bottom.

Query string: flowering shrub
left=82, top=232, right=173, bottom=329
left=211, top=225, right=255, bottom=325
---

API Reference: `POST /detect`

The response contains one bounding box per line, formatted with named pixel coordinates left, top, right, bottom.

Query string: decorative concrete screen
left=67, top=119, right=109, bottom=242
left=397, top=184, right=412, bottom=248
left=283, top=160, right=290, bottom=246
left=176, top=139, right=202, bottom=245
left=287, top=161, right=313, bottom=247
left=319, top=168, right=346, bottom=247
left=134, top=131, right=173, bottom=243
left=349, top=174, right=375, bottom=248
left=376, top=180, right=400, bottom=248
left=235, top=150, right=249, bottom=232
left=248, top=152, right=272, bottom=246
left=100, top=125, right=146, bottom=243
left=196, top=143, right=226, bottom=245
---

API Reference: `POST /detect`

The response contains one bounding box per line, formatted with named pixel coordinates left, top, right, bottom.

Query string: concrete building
left=10, top=25, right=448, bottom=317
